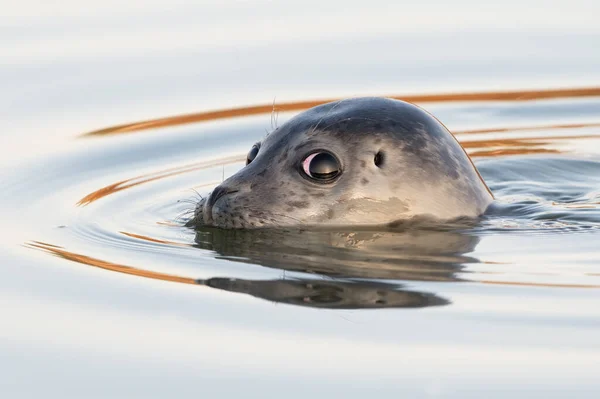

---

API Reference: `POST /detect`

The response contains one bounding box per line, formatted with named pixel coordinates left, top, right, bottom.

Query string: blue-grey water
left=2, top=1, right=600, bottom=397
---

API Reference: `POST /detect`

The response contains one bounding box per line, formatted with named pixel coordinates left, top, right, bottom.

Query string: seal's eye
left=246, top=144, right=260, bottom=165
left=301, top=152, right=341, bottom=182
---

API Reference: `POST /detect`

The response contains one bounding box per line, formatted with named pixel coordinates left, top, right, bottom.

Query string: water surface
left=2, top=1, right=600, bottom=397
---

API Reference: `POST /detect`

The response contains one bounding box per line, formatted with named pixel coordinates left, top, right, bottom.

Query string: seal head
left=192, top=97, right=493, bottom=228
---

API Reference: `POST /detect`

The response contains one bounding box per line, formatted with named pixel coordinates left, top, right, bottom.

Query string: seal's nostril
left=207, top=186, right=239, bottom=208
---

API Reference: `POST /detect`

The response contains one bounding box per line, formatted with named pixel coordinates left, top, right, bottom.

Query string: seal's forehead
left=301, top=97, right=432, bottom=124
left=263, top=97, right=447, bottom=153
left=266, top=97, right=443, bottom=144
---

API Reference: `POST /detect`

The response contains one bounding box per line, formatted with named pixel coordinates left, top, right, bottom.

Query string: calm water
left=2, top=1, right=600, bottom=397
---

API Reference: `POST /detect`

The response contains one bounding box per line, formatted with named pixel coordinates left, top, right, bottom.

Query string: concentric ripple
left=22, top=87, right=600, bottom=309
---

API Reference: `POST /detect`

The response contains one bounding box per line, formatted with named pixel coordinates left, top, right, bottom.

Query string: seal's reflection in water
left=202, top=277, right=448, bottom=309
left=193, top=224, right=480, bottom=309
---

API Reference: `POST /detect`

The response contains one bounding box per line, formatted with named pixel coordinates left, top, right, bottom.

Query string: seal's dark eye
left=246, top=144, right=260, bottom=165
left=302, top=152, right=341, bottom=182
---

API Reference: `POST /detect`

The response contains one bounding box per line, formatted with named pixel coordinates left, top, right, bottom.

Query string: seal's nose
left=206, top=185, right=239, bottom=209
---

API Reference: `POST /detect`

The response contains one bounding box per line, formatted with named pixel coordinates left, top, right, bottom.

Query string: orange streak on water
left=469, top=148, right=561, bottom=157
left=82, top=87, right=600, bottom=137
left=461, top=134, right=600, bottom=148
left=454, top=122, right=600, bottom=135
left=26, top=241, right=198, bottom=285
left=24, top=241, right=600, bottom=290
left=157, top=221, right=184, bottom=226
left=77, top=155, right=244, bottom=206
left=462, top=134, right=600, bottom=157
left=120, top=231, right=189, bottom=246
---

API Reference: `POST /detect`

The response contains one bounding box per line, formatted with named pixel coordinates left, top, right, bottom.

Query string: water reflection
left=188, top=225, right=482, bottom=308
left=26, top=223, right=481, bottom=309
left=202, top=277, right=448, bottom=309
left=193, top=225, right=479, bottom=281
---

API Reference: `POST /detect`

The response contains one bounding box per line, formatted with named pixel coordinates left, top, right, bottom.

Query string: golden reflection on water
left=26, top=241, right=198, bottom=285
left=83, top=87, right=600, bottom=137
left=454, top=122, right=600, bottom=135
left=119, top=231, right=189, bottom=246
left=24, top=241, right=449, bottom=309
left=25, top=240, right=600, bottom=297
left=469, top=148, right=561, bottom=157
left=463, top=134, right=600, bottom=157
left=77, top=155, right=243, bottom=206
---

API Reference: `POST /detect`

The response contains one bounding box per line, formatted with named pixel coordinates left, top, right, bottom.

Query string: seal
left=191, top=97, right=493, bottom=229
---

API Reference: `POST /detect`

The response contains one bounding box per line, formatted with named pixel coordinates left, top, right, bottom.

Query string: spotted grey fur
left=190, top=97, right=493, bottom=228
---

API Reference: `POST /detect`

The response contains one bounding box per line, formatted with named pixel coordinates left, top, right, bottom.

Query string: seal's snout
left=206, top=186, right=239, bottom=209
left=199, top=185, right=240, bottom=226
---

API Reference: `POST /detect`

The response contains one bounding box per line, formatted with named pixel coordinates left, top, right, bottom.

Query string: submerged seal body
left=191, top=97, right=493, bottom=228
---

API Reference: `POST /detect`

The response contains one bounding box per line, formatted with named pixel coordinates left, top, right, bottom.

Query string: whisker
left=174, top=208, right=196, bottom=224
left=177, top=199, right=199, bottom=205
left=188, top=188, right=204, bottom=200
left=271, top=96, right=278, bottom=130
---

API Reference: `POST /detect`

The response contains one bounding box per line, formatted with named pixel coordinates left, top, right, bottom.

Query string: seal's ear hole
left=374, top=151, right=385, bottom=168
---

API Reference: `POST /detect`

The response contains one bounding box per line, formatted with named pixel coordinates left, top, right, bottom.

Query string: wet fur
left=190, top=97, right=493, bottom=229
